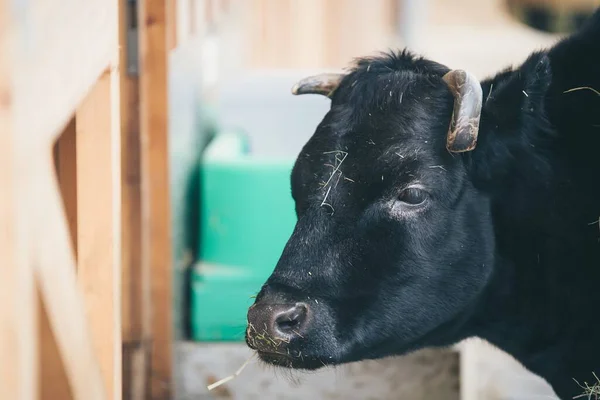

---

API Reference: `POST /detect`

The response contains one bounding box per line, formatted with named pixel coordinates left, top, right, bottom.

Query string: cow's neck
left=467, top=113, right=600, bottom=397
left=469, top=251, right=600, bottom=397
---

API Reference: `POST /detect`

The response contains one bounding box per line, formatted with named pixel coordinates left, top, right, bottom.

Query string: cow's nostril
left=274, top=303, right=308, bottom=336
left=247, top=300, right=310, bottom=350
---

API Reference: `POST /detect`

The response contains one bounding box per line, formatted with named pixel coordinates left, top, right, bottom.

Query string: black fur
left=247, top=9, right=600, bottom=398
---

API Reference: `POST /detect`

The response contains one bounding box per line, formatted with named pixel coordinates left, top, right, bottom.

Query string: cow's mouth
left=255, top=350, right=295, bottom=367
left=255, top=350, right=328, bottom=370
left=246, top=330, right=331, bottom=370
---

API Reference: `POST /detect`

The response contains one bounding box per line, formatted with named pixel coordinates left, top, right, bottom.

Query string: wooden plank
left=39, top=287, right=71, bottom=400
left=139, top=0, right=174, bottom=398
left=0, top=2, right=17, bottom=396
left=54, top=118, right=78, bottom=253
left=76, top=68, right=122, bottom=400
left=121, top=75, right=151, bottom=400
left=40, top=119, right=78, bottom=400
left=289, top=0, right=326, bottom=68
left=121, top=0, right=146, bottom=347
left=0, top=3, right=37, bottom=399
left=120, top=0, right=150, bottom=398
left=12, top=0, right=118, bottom=145
left=240, top=0, right=397, bottom=69
left=123, top=344, right=150, bottom=400
left=1, top=145, right=39, bottom=400
left=168, top=0, right=178, bottom=50
left=263, top=0, right=292, bottom=67
left=0, top=122, right=21, bottom=400
left=120, top=0, right=135, bottom=344
left=12, top=9, right=109, bottom=399
left=32, top=144, right=106, bottom=400
left=323, top=0, right=396, bottom=68
left=9, top=1, right=119, bottom=399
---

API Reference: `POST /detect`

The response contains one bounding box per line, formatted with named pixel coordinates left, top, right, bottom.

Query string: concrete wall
left=175, top=342, right=459, bottom=400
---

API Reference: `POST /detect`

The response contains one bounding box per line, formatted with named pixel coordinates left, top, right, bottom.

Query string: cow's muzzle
left=246, top=301, right=310, bottom=353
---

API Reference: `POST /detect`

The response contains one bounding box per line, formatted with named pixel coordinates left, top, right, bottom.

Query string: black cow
left=246, top=8, right=600, bottom=399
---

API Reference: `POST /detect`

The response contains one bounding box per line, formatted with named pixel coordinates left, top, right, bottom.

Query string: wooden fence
left=1, top=0, right=173, bottom=398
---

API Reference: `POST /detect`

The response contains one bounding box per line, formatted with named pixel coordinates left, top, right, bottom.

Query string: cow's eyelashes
left=398, top=187, right=428, bottom=205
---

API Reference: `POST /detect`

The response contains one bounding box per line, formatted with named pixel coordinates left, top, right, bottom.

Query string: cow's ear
left=482, top=53, right=552, bottom=131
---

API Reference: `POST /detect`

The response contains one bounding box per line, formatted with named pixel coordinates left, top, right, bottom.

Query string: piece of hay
left=573, top=372, right=600, bottom=399
left=563, top=86, right=600, bottom=96
left=207, top=353, right=256, bottom=391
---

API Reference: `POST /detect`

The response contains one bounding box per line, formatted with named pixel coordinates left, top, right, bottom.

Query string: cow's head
left=246, top=50, right=552, bottom=369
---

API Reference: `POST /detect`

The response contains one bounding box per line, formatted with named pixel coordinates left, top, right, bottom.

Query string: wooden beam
left=139, top=0, right=174, bottom=398
left=0, top=140, right=39, bottom=400
left=168, top=0, right=178, bottom=50
left=122, top=344, right=149, bottom=400
left=54, top=118, right=78, bottom=252
left=0, top=3, right=37, bottom=398
left=11, top=2, right=120, bottom=400
left=40, top=120, right=78, bottom=400
left=322, top=0, right=396, bottom=68
left=76, top=68, right=122, bottom=400
left=32, top=142, right=106, bottom=400
left=120, top=0, right=151, bottom=398
left=7, top=0, right=121, bottom=399
left=241, top=0, right=397, bottom=69
left=121, top=0, right=147, bottom=348
left=12, top=0, right=118, bottom=146
left=39, top=286, right=71, bottom=400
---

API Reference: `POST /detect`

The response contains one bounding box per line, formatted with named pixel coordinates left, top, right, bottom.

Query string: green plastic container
left=190, top=131, right=298, bottom=341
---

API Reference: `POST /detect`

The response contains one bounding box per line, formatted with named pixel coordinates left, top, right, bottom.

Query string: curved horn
left=291, top=73, right=345, bottom=98
left=442, top=69, right=483, bottom=153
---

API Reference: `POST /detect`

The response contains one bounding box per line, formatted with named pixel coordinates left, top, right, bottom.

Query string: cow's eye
left=398, top=187, right=427, bottom=205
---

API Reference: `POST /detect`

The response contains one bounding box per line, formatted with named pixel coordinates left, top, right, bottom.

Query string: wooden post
left=3, top=0, right=179, bottom=398
left=33, top=131, right=107, bottom=400
left=75, top=68, right=122, bottom=400
left=121, top=0, right=144, bottom=347
left=3, top=0, right=128, bottom=399
left=0, top=2, right=38, bottom=399
left=241, top=0, right=397, bottom=69
left=39, top=283, right=71, bottom=400
left=168, top=0, right=178, bottom=50
left=120, top=0, right=152, bottom=399
left=54, top=119, right=78, bottom=250
left=139, top=1, right=174, bottom=398
left=40, top=119, right=78, bottom=400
